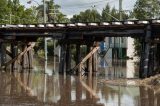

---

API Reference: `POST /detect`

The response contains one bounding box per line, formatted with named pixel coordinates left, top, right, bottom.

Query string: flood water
left=0, top=57, right=160, bottom=106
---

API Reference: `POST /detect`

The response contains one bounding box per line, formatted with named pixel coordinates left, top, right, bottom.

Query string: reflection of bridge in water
left=0, top=72, right=159, bottom=106
left=0, top=20, right=160, bottom=79
left=0, top=72, right=104, bottom=106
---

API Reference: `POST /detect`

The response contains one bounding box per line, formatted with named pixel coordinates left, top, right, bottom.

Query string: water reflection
left=98, top=59, right=139, bottom=79
left=0, top=71, right=159, bottom=106
left=34, top=56, right=139, bottom=79
left=0, top=56, right=159, bottom=106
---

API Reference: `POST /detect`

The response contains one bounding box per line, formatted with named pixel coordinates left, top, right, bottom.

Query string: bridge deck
left=0, top=20, right=160, bottom=41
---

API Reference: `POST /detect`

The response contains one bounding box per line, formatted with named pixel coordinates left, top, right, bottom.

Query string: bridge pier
left=0, top=42, right=6, bottom=68
left=66, top=44, right=71, bottom=74
left=148, top=44, right=156, bottom=76
left=22, top=44, right=30, bottom=70
left=139, top=25, right=152, bottom=78
left=86, top=43, right=92, bottom=75
left=88, top=45, right=93, bottom=75
left=75, top=44, right=81, bottom=75
left=93, top=42, right=98, bottom=73
left=155, top=44, right=158, bottom=68
left=139, top=39, right=145, bottom=78
left=86, top=42, right=99, bottom=76
left=59, top=44, right=66, bottom=74
left=11, top=43, right=18, bottom=71
left=156, top=44, right=160, bottom=72
left=28, top=48, right=33, bottom=69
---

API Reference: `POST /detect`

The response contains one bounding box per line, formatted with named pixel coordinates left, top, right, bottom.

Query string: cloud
left=55, top=0, right=136, bottom=16
left=55, top=0, right=116, bottom=16
left=20, top=0, right=136, bottom=17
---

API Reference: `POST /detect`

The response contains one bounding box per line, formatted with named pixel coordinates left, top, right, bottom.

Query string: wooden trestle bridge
left=0, top=20, right=160, bottom=78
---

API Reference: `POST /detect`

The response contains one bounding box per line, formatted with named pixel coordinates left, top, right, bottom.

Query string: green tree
left=71, top=9, right=101, bottom=22
left=0, top=0, right=9, bottom=23
left=102, top=4, right=111, bottom=21
left=101, top=5, right=128, bottom=21
left=110, top=7, right=119, bottom=20
left=132, top=0, right=160, bottom=57
left=0, top=0, right=37, bottom=24
left=36, top=0, right=68, bottom=23
left=21, top=7, right=37, bottom=24
left=133, top=0, right=160, bottom=19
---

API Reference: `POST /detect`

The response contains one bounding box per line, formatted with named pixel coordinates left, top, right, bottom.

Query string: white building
left=104, top=37, right=135, bottom=59
left=101, top=37, right=139, bottom=78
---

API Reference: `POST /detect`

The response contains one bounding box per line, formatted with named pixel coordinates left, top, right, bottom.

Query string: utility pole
left=43, top=1, right=48, bottom=102
left=119, top=0, right=123, bottom=59
left=44, top=0, right=48, bottom=63
left=118, top=1, right=122, bottom=106
left=119, top=0, right=122, bottom=21
left=53, top=7, right=58, bottom=72
left=49, top=6, right=59, bottom=72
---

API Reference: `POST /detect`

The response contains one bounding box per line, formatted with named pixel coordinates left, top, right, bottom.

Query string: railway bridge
left=0, top=20, right=160, bottom=78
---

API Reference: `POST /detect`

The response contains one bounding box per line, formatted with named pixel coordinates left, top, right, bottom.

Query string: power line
left=59, top=0, right=117, bottom=9
left=60, top=0, right=111, bottom=7
left=58, top=0, right=117, bottom=16
left=61, top=4, right=104, bottom=10
left=96, top=7, right=120, bottom=21
left=58, top=0, right=118, bottom=16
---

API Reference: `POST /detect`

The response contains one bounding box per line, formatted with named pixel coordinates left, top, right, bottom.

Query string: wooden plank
left=81, top=47, right=99, bottom=64
left=15, top=74, right=34, bottom=96
left=72, top=46, right=99, bottom=71
left=1, top=43, right=35, bottom=69
left=22, top=45, right=28, bottom=69
left=5, top=49, right=12, bottom=57
left=28, top=49, right=33, bottom=69
left=80, top=80, right=99, bottom=99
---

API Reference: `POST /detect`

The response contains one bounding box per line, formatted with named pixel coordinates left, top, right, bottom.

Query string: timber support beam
left=140, top=25, right=152, bottom=78
left=0, top=42, right=6, bottom=68
left=11, top=42, right=18, bottom=71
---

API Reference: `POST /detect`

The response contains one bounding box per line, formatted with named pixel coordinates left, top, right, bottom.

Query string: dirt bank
left=100, top=74, right=160, bottom=87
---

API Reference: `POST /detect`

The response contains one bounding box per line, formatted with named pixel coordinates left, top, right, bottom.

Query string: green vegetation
left=71, top=4, right=128, bottom=22
left=0, top=0, right=37, bottom=24
left=132, top=0, right=160, bottom=57
left=71, top=9, right=101, bottom=22
left=132, top=0, right=160, bottom=19
left=101, top=4, right=128, bottom=21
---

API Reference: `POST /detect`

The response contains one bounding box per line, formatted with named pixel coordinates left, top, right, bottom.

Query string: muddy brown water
left=0, top=57, right=159, bottom=106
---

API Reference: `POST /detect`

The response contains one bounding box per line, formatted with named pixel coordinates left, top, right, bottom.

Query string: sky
left=21, top=0, right=137, bottom=18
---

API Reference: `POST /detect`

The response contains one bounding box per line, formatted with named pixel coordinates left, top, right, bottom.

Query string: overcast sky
left=21, top=0, right=137, bottom=18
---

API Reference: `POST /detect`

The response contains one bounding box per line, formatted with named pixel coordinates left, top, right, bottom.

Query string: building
left=104, top=37, right=135, bottom=60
